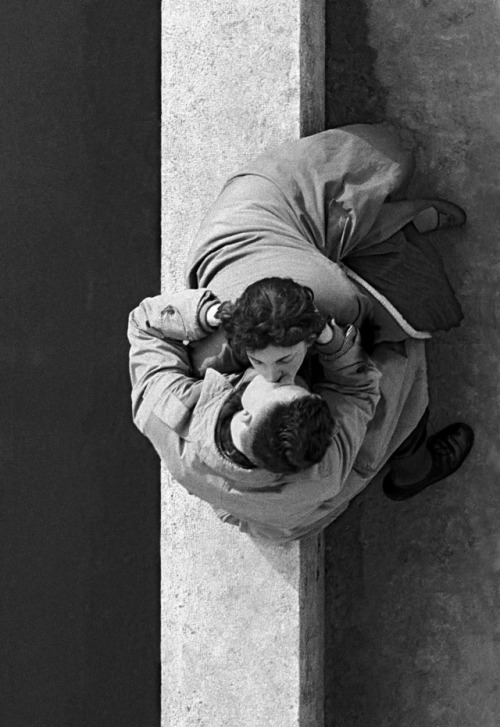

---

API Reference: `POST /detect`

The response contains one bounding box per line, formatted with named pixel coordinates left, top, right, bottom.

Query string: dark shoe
left=413, top=199, right=466, bottom=233
left=383, top=423, right=474, bottom=501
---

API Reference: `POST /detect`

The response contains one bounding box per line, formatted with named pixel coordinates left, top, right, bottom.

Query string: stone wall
left=161, top=1, right=325, bottom=724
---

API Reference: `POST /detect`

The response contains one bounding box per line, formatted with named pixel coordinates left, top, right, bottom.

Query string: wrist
left=318, top=324, right=357, bottom=360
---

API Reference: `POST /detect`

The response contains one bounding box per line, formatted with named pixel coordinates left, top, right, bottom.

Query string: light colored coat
left=128, top=289, right=428, bottom=544
left=185, top=124, right=462, bottom=377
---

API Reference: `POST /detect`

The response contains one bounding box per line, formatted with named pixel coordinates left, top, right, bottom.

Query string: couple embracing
left=128, top=124, right=473, bottom=543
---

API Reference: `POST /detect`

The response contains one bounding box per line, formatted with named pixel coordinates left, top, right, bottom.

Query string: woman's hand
left=315, top=321, right=335, bottom=345
left=315, top=318, right=352, bottom=349
left=206, top=303, right=222, bottom=328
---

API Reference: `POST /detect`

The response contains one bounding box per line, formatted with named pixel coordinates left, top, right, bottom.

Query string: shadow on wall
left=325, top=0, right=387, bottom=128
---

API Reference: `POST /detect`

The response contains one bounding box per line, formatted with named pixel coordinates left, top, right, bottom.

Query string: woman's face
left=246, top=341, right=310, bottom=383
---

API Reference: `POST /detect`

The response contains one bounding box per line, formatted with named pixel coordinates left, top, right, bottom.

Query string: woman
left=186, top=123, right=465, bottom=380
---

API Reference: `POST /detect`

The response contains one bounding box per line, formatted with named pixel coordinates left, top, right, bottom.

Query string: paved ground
left=324, top=1, right=500, bottom=725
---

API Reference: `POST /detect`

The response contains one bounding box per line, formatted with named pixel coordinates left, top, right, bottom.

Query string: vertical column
left=161, top=1, right=325, bottom=724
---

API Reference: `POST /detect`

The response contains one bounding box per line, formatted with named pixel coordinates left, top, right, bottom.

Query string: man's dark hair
left=217, top=277, right=327, bottom=358
left=249, top=394, right=335, bottom=473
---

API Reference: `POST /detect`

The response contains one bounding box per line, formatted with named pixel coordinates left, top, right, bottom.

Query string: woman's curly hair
left=216, top=277, right=327, bottom=358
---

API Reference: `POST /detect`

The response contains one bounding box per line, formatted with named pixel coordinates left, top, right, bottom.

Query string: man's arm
left=127, top=289, right=219, bottom=432
left=311, top=321, right=382, bottom=485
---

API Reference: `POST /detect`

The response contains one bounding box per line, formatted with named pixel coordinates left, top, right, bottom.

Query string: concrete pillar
left=161, top=1, right=324, bottom=724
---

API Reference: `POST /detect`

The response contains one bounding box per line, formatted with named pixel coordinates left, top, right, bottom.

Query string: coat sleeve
left=127, top=288, right=219, bottom=432
left=311, top=324, right=382, bottom=488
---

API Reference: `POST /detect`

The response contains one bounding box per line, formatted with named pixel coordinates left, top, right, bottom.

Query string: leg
left=387, top=408, right=432, bottom=486
left=383, top=410, right=474, bottom=501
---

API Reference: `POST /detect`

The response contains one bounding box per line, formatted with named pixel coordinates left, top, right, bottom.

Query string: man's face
left=246, top=341, right=309, bottom=383
left=230, top=374, right=309, bottom=452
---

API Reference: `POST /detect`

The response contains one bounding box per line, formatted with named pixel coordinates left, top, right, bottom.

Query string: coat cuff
left=316, top=324, right=357, bottom=360
left=198, top=297, right=221, bottom=334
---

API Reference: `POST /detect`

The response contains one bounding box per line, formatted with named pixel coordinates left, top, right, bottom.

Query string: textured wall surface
left=325, top=1, right=500, bottom=725
left=161, top=1, right=324, bottom=724
left=1, top=3, right=160, bottom=725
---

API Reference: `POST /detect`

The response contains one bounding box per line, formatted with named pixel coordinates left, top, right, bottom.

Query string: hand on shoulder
left=206, top=303, right=222, bottom=328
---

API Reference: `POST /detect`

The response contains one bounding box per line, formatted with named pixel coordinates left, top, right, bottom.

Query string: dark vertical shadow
left=324, top=3, right=389, bottom=724
left=325, top=0, right=388, bottom=129
left=0, top=2, right=160, bottom=725
left=324, top=1, right=500, bottom=725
